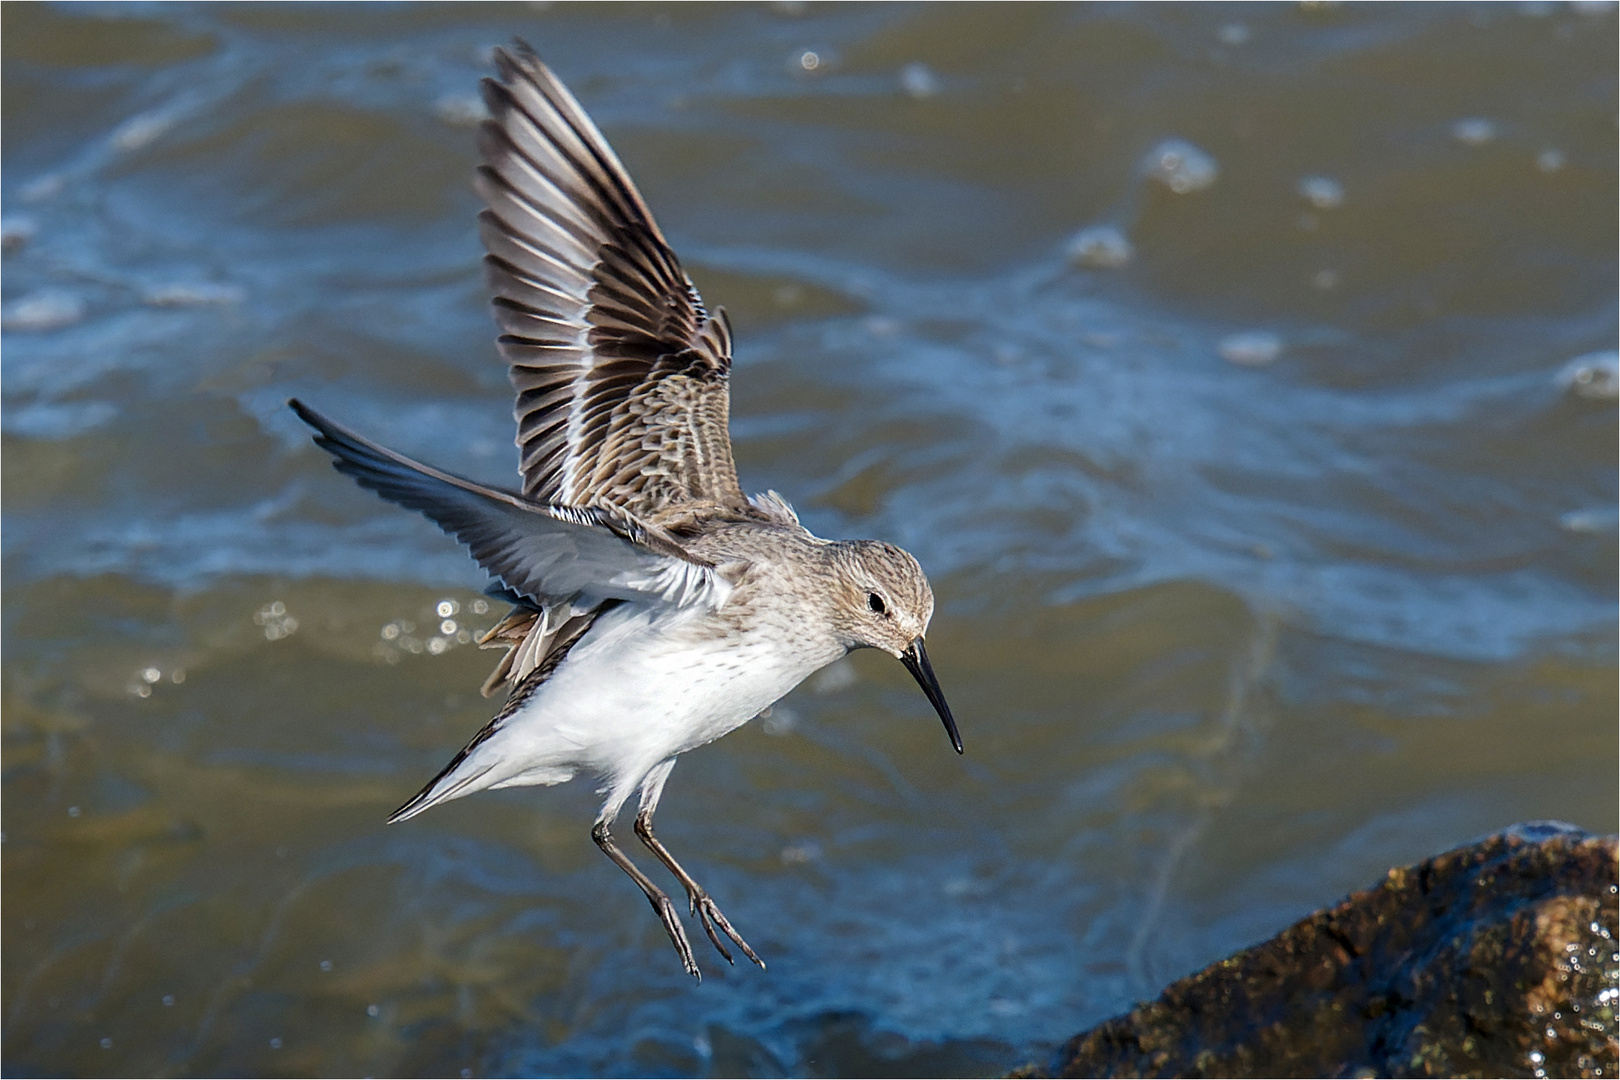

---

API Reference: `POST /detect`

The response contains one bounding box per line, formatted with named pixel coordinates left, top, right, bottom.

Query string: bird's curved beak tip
left=900, top=638, right=962, bottom=754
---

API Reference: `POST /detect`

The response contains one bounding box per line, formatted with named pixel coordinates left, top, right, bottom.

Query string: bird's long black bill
left=900, top=638, right=962, bottom=754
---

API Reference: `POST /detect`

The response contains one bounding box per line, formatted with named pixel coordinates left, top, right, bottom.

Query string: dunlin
left=291, top=41, right=959, bottom=979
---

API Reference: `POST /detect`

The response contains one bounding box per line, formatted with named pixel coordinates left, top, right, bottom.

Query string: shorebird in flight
left=291, top=41, right=960, bottom=979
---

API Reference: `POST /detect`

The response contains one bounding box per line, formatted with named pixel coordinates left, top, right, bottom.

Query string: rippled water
left=4, top=4, right=1616, bottom=1077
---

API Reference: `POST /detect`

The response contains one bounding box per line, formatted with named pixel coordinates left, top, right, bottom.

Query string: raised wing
left=290, top=400, right=731, bottom=612
left=477, top=41, right=746, bottom=523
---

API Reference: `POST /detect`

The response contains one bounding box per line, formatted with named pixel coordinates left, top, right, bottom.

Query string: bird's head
left=831, top=540, right=961, bottom=754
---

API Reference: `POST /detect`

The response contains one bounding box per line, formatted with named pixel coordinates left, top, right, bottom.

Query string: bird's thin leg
left=634, top=809, right=766, bottom=970
left=591, top=819, right=702, bottom=980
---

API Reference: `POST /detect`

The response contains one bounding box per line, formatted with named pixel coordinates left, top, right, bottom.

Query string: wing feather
left=477, top=41, right=748, bottom=523
left=290, top=400, right=732, bottom=613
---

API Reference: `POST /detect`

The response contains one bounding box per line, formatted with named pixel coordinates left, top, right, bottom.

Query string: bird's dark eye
left=867, top=592, right=887, bottom=616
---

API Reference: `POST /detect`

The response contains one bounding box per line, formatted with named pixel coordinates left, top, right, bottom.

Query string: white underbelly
left=484, top=604, right=828, bottom=784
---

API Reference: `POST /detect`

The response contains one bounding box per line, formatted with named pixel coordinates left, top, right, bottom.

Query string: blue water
left=4, top=4, right=1615, bottom=1076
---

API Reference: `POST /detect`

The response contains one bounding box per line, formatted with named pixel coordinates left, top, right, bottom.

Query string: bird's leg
left=591, top=819, right=702, bottom=980
left=634, top=809, right=765, bottom=970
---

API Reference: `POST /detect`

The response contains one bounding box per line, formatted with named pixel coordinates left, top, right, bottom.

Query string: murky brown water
left=4, top=3, right=1616, bottom=1076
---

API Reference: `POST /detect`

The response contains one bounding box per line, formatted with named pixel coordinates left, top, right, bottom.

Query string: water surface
left=4, top=3, right=1616, bottom=1076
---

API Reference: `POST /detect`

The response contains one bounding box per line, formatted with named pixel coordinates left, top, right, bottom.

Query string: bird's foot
left=649, top=890, right=702, bottom=981
left=687, top=889, right=766, bottom=970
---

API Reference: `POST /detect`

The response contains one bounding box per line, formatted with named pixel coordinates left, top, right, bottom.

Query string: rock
left=1025, top=823, right=1618, bottom=1079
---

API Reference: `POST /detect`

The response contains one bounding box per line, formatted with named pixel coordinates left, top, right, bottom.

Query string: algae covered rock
left=1034, top=822, right=1618, bottom=1079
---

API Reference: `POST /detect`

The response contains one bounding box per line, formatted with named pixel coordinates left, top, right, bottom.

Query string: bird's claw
left=689, top=890, right=765, bottom=970
left=650, top=892, right=702, bottom=981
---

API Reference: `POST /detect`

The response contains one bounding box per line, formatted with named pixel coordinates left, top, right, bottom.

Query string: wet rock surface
left=1026, top=824, right=1618, bottom=1079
